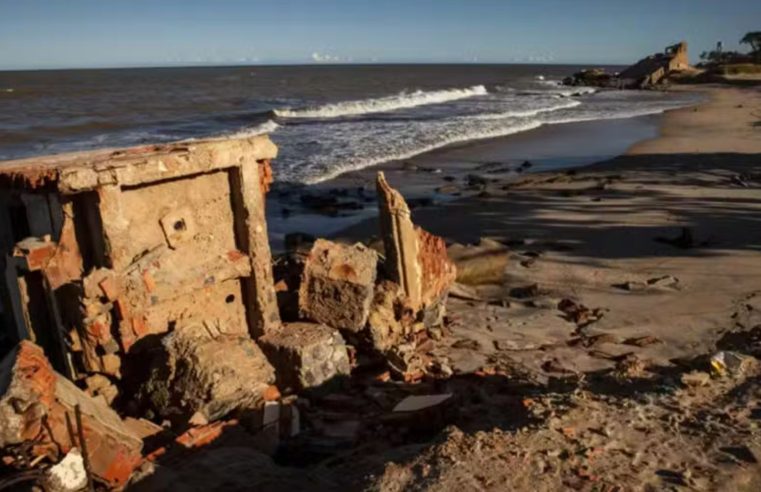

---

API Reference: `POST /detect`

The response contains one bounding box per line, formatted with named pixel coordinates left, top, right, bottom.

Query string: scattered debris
left=135, top=327, right=277, bottom=424
left=42, top=449, right=88, bottom=492
left=710, top=351, right=754, bottom=377
left=557, top=298, right=604, bottom=327
left=0, top=342, right=143, bottom=486
left=681, top=371, right=711, bottom=387
left=623, top=335, right=663, bottom=347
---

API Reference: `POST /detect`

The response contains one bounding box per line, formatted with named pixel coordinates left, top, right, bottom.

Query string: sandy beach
left=304, top=84, right=761, bottom=490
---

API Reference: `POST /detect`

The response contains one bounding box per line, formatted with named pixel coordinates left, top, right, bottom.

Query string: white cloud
left=311, top=51, right=342, bottom=63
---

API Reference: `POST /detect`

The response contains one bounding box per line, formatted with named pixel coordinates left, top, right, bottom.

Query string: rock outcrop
left=565, top=41, right=691, bottom=89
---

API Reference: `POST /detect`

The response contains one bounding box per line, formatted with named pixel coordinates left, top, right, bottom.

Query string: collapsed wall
left=0, top=135, right=457, bottom=485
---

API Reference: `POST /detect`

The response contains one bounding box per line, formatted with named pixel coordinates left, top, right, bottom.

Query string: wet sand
left=336, top=85, right=761, bottom=365
left=266, top=112, right=663, bottom=250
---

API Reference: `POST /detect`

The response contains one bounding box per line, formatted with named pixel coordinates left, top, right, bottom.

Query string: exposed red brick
left=416, top=226, right=457, bottom=307
left=175, top=420, right=238, bottom=449
left=258, top=159, right=273, bottom=195
left=0, top=342, right=142, bottom=486
left=98, top=275, right=120, bottom=301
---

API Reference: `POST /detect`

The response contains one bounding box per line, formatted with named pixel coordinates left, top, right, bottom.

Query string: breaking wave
left=231, top=119, right=280, bottom=137
left=469, top=99, right=581, bottom=120
left=301, top=120, right=543, bottom=185
left=273, top=85, right=488, bottom=119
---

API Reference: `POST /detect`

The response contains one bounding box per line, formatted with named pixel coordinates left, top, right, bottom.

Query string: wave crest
left=274, top=85, right=488, bottom=119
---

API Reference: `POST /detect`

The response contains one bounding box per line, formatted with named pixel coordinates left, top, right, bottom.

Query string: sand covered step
left=258, top=322, right=351, bottom=393
left=298, top=239, right=378, bottom=332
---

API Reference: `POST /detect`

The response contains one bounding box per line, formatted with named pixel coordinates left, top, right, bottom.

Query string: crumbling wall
left=0, top=136, right=282, bottom=418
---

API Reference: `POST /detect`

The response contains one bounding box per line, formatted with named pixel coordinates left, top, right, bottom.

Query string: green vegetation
left=719, top=63, right=761, bottom=75
left=740, top=31, right=761, bottom=62
left=698, top=31, right=761, bottom=69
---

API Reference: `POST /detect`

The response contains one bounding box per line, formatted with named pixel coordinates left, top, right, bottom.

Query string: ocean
left=0, top=64, right=700, bottom=184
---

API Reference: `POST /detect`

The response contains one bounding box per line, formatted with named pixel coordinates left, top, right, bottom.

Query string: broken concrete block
left=376, top=172, right=456, bottom=321
left=259, top=322, right=351, bottom=393
left=137, top=327, right=277, bottom=424
left=43, top=448, right=88, bottom=492
left=298, top=239, right=378, bottom=332
left=0, top=341, right=142, bottom=486
left=366, top=281, right=414, bottom=352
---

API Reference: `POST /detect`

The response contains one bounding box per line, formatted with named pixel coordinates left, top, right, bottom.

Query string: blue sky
left=0, top=0, right=758, bottom=70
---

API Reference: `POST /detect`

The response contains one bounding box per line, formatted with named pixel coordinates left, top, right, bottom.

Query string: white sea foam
left=284, top=92, right=699, bottom=184
left=469, top=99, right=581, bottom=120
left=273, top=85, right=488, bottom=119
left=552, top=86, right=598, bottom=97
left=300, top=120, right=543, bottom=184
left=231, top=119, right=280, bottom=137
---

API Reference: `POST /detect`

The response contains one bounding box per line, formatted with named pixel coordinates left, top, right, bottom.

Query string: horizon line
left=0, top=60, right=630, bottom=73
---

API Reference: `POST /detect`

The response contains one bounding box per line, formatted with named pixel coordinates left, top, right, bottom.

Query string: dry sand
left=322, top=85, right=761, bottom=491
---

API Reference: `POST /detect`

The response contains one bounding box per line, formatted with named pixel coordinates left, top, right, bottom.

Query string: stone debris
left=366, top=280, right=415, bottom=352
left=0, top=341, right=143, bottom=486
left=681, top=371, right=712, bottom=387
left=298, top=239, right=378, bottom=332
left=136, top=326, right=277, bottom=424
left=710, top=351, right=754, bottom=377
left=557, top=298, right=605, bottom=328
left=259, top=322, right=351, bottom=393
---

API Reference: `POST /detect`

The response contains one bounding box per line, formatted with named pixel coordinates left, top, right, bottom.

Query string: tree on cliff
left=740, top=32, right=761, bottom=61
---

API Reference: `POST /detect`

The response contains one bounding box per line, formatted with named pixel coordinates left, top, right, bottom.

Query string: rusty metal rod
left=74, top=404, right=95, bottom=492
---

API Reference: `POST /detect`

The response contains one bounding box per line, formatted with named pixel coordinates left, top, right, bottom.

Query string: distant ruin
left=565, top=41, right=691, bottom=89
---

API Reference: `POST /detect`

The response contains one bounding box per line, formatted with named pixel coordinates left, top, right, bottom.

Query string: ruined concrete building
left=618, top=41, right=690, bottom=87
left=0, top=135, right=456, bottom=486
left=0, top=136, right=281, bottom=382
left=565, top=41, right=691, bottom=89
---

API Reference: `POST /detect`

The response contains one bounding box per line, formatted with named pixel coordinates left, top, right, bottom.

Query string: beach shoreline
left=330, top=84, right=755, bottom=242
left=265, top=96, right=682, bottom=250
left=337, top=83, right=761, bottom=490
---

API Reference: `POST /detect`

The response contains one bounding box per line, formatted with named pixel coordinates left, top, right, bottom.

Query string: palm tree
left=740, top=32, right=761, bottom=61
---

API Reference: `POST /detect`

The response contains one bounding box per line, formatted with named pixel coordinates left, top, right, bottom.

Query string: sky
left=0, top=0, right=759, bottom=70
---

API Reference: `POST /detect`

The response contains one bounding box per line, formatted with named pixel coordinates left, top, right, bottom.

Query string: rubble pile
left=0, top=137, right=456, bottom=488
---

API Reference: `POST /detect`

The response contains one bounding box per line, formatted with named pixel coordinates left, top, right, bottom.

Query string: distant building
left=618, top=41, right=690, bottom=87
